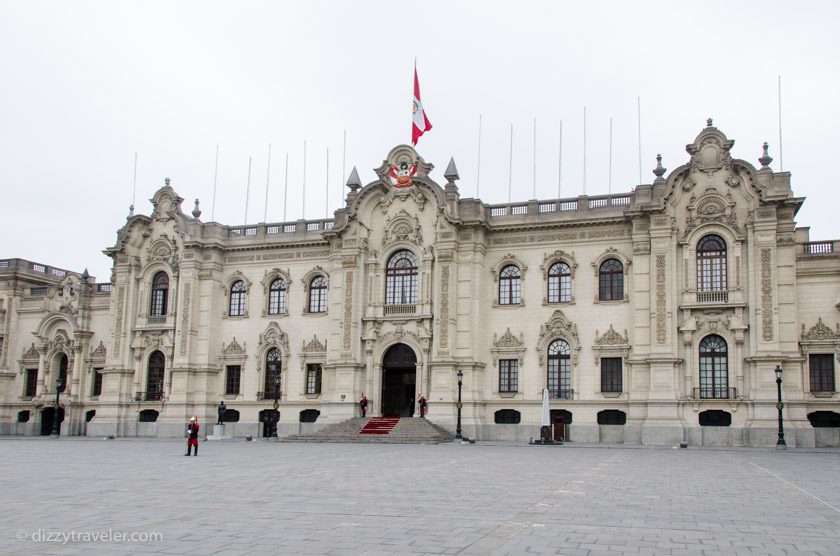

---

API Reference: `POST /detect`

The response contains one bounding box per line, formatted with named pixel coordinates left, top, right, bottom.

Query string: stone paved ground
left=2, top=438, right=840, bottom=555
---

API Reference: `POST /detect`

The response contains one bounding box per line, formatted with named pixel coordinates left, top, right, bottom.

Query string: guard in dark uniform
left=359, top=393, right=368, bottom=418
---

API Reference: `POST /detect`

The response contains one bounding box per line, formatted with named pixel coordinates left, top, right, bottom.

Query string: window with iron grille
left=92, top=368, right=103, bottom=397
left=264, top=349, right=282, bottom=399
left=494, top=409, right=521, bottom=424
left=699, top=335, right=728, bottom=399
left=697, top=234, right=727, bottom=291
left=268, top=278, right=286, bottom=315
left=547, top=339, right=571, bottom=397
left=225, top=365, right=241, bottom=396
left=229, top=280, right=247, bottom=316
left=309, top=276, right=328, bottom=313
left=598, top=259, right=623, bottom=301
left=499, top=359, right=518, bottom=393
left=547, top=262, right=571, bottom=303
left=25, top=368, right=38, bottom=397
left=499, top=265, right=521, bottom=305
left=809, top=354, right=835, bottom=393
left=385, top=250, right=418, bottom=305
left=601, top=357, right=622, bottom=393
left=306, top=364, right=322, bottom=395
left=150, top=271, right=169, bottom=316
left=146, top=351, right=165, bottom=401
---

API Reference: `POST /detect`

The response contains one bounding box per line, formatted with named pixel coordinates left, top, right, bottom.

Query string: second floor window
left=25, top=368, right=38, bottom=397
left=699, top=335, right=728, bottom=399
left=810, top=354, right=835, bottom=393
left=697, top=234, right=727, bottom=291
left=601, top=357, right=622, bottom=393
left=309, top=276, right=328, bottom=313
left=225, top=365, right=241, bottom=396
left=229, top=280, right=247, bottom=316
left=547, top=262, right=571, bottom=303
left=598, top=259, right=623, bottom=301
left=146, top=350, right=165, bottom=401
left=547, top=339, right=571, bottom=398
left=268, top=278, right=286, bottom=315
left=386, top=250, right=418, bottom=305
left=499, top=265, right=521, bottom=305
left=499, top=359, right=518, bottom=393
left=92, top=368, right=103, bottom=397
left=306, top=364, right=322, bottom=395
left=150, top=272, right=169, bottom=316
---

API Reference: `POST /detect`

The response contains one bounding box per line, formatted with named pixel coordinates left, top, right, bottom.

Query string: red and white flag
left=411, top=65, right=432, bottom=146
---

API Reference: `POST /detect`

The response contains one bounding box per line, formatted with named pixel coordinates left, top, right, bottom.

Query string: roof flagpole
left=582, top=107, right=587, bottom=195
left=130, top=151, right=138, bottom=215
left=558, top=120, right=563, bottom=199
left=608, top=116, right=613, bottom=194
left=476, top=114, right=482, bottom=198
left=211, top=145, right=219, bottom=221
left=302, top=140, right=307, bottom=219
left=532, top=117, right=537, bottom=199
left=263, top=143, right=272, bottom=222
left=778, top=75, right=784, bottom=171
left=508, top=123, right=514, bottom=204
left=325, top=147, right=329, bottom=218
left=283, top=152, right=289, bottom=223
left=244, top=156, right=252, bottom=225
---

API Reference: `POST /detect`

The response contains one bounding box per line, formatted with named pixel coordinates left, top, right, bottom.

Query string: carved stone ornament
left=258, top=322, right=290, bottom=353
left=536, top=310, right=580, bottom=365
left=540, top=250, right=577, bottom=277
left=302, top=335, right=327, bottom=353
left=21, top=343, right=40, bottom=362
left=90, top=341, right=107, bottom=360
left=222, top=337, right=246, bottom=355
left=595, top=325, right=629, bottom=346
left=150, top=183, right=185, bottom=221
left=493, top=328, right=524, bottom=348
left=685, top=124, right=735, bottom=174
left=801, top=318, right=840, bottom=341
left=382, top=210, right=423, bottom=248
left=684, top=193, right=738, bottom=238
left=374, top=145, right=433, bottom=187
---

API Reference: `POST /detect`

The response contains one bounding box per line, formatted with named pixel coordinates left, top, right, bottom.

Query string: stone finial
left=192, top=199, right=202, bottom=219
left=653, top=154, right=666, bottom=182
left=346, top=167, right=362, bottom=193
left=165, top=177, right=171, bottom=187
left=706, top=117, right=714, bottom=128
left=444, top=157, right=460, bottom=182
left=758, top=142, right=773, bottom=170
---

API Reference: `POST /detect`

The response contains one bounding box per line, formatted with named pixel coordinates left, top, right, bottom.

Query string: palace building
left=1, top=121, right=839, bottom=446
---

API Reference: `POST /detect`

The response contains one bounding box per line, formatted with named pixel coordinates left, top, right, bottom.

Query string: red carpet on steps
left=359, top=417, right=400, bottom=435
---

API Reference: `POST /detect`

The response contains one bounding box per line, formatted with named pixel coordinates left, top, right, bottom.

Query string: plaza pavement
left=2, top=437, right=840, bottom=555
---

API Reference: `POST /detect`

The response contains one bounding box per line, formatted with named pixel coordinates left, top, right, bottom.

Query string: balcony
left=696, top=290, right=728, bottom=304
left=548, top=388, right=574, bottom=400
left=692, top=387, right=737, bottom=400
left=681, top=289, right=744, bottom=309
left=383, top=304, right=417, bottom=316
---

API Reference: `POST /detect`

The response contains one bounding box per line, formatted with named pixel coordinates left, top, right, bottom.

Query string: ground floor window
left=809, top=354, right=835, bottom=393
left=306, top=364, right=322, bottom=395
left=225, top=365, right=241, bottom=396
left=600, top=358, right=622, bottom=393
left=499, top=359, right=518, bottom=393
left=494, top=409, right=521, bottom=424
left=699, top=410, right=731, bottom=427
left=92, top=368, right=103, bottom=397
left=597, top=409, right=626, bottom=425
left=25, top=368, right=38, bottom=397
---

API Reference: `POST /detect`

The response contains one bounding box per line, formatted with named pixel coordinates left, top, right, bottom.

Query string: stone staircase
left=283, top=417, right=453, bottom=444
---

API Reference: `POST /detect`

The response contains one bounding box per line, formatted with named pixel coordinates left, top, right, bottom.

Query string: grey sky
left=2, top=1, right=838, bottom=282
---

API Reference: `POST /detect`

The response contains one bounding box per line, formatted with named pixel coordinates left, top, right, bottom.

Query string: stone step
left=284, top=417, right=453, bottom=444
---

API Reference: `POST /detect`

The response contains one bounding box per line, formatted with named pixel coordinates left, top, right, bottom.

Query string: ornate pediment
left=150, top=181, right=184, bottom=221
left=21, top=343, right=40, bottom=362
left=536, top=310, right=580, bottom=366
left=90, top=341, right=107, bottom=360
left=493, top=328, right=524, bottom=348
left=382, top=210, right=423, bottom=248
left=222, top=337, right=246, bottom=355
left=302, top=335, right=326, bottom=353
left=686, top=120, right=735, bottom=174
left=801, top=318, right=840, bottom=341
left=595, top=325, right=628, bottom=346
left=684, top=193, right=738, bottom=237
left=258, top=322, right=289, bottom=353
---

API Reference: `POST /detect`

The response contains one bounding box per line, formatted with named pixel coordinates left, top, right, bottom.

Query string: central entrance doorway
left=381, top=343, right=417, bottom=417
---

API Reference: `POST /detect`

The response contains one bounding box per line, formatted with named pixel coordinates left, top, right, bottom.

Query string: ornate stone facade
left=1, top=125, right=839, bottom=446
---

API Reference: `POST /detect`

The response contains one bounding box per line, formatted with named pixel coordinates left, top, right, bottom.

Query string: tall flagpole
left=582, top=107, right=587, bottom=195
left=558, top=121, right=563, bottom=199
left=283, top=152, right=289, bottom=222
left=476, top=114, right=482, bottom=198
left=532, top=117, right=537, bottom=199
left=244, top=156, right=252, bottom=225
left=130, top=152, right=138, bottom=215
left=342, top=129, right=346, bottom=202
left=263, top=143, right=272, bottom=222
left=608, top=117, right=613, bottom=194
left=302, top=140, right=307, bottom=219
left=778, top=75, right=784, bottom=171
left=211, top=145, right=219, bottom=221
left=637, top=97, right=642, bottom=184
left=508, top=123, right=514, bottom=204
left=325, top=147, right=329, bottom=218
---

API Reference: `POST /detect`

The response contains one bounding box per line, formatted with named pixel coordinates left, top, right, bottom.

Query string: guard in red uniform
left=419, top=394, right=427, bottom=418
left=185, top=416, right=199, bottom=456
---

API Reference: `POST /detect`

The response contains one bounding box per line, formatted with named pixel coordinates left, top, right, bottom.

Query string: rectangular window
left=810, top=354, right=835, bottom=393
left=306, top=364, right=322, bottom=395
left=25, top=368, right=38, bottom=397
left=92, top=368, right=103, bottom=397
left=499, top=359, right=518, bottom=393
left=601, top=357, right=622, bottom=393
left=225, top=365, right=241, bottom=396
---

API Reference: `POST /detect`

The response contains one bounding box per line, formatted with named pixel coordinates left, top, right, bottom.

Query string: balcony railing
left=692, top=387, right=737, bottom=400
left=146, top=315, right=167, bottom=325
left=696, top=290, right=728, bottom=304
left=548, top=388, right=574, bottom=399
left=384, top=304, right=417, bottom=316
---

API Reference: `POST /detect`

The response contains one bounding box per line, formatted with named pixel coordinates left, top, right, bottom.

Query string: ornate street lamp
left=269, top=369, right=281, bottom=438
left=456, top=370, right=463, bottom=440
left=775, top=365, right=786, bottom=449
left=50, top=375, right=65, bottom=438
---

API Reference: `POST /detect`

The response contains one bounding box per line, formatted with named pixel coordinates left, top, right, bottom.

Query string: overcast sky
left=2, top=1, right=838, bottom=282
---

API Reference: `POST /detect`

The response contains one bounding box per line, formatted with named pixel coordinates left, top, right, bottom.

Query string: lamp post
left=775, top=365, right=786, bottom=449
left=50, top=375, right=64, bottom=438
left=456, top=370, right=463, bottom=440
left=269, top=371, right=281, bottom=438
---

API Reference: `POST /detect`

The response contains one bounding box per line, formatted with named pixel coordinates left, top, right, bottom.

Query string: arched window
left=57, top=353, right=68, bottom=393
left=697, top=234, right=727, bottom=291
left=499, top=265, right=521, bottom=305
left=229, top=280, right=247, bottom=316
left=386, top=250, right=418, bottom=305
left=547, top=339, right=572, bottom=399
left=309, top=276, right=328, bottom=313
left=268, top=278, right=286, bottom=315
left=548, top=262, right=571, bottom=303
left=699, top=335, right=729, bottom=399
left=150, top=272, right=169, bottom=316
left=146, top=350, right=165, bottom=401
left=598, top=259, right=623, bottom=301
left=263, top=348, right=282, bottom=400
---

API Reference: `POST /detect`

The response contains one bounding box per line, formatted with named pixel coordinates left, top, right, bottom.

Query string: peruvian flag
left=411, top=65, right=432, bottom=145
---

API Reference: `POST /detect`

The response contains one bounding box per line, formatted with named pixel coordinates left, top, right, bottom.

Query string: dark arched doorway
left=40, top=407, right=65, bottom=436
left=381, top=343, right=417, bottom=417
